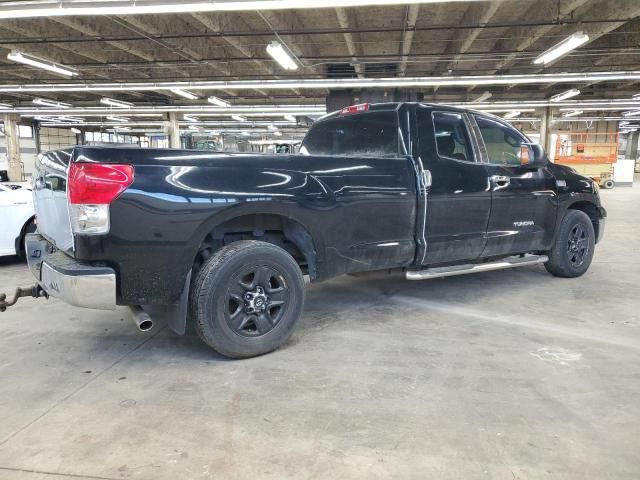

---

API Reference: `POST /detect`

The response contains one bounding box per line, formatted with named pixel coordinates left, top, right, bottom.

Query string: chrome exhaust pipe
left=128, top=305, right=154, bottom=332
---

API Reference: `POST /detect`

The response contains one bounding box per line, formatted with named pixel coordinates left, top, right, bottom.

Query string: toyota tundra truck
left=1, top=103, right=606, bottom=358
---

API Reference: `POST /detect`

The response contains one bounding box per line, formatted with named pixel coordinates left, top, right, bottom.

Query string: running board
left=405, top=254, right=549, bottom=281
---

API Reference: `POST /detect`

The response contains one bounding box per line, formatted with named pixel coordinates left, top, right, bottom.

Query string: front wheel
left=545, top=210, right=595, bottom=278
left=190, top=240, right=305, bottom=358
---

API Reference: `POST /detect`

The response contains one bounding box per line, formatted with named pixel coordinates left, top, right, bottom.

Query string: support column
left=538, top=107, right=553, bottom=152
left=163, top=112, right=181, bottom=149
left=3, top=114, right=22, bottom=181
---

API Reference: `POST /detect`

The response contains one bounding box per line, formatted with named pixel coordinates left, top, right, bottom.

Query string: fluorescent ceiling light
left=7, top=51, right=78, bottom=77
left=35, top=116, right=63, bottom=122
left=503, top=111, right=521, bottom=119
left=106, top=116, right=130, bottom=123
left=0, top=0, right=495, bottom=19
left=171, top=88, right=198, bottom=100
left=208, top=96, right=231, bottom=107
left=533, top=32, right=589, bottom=65
left=100, top=97, right=134, bottom=108
left=183, top=115, right=199, bottom=122
left=550, top=89, right=580, bottom=102
left=2, top=72, right=640, bottom=93
left=632, top=93, right=640, bottom=100
left=71, top=127, right=81, bottom=134
left=241, top=131, right=251, bottom=137
left=267, top=124, right=278, bottom=131
left=0, top=102, right=12, bottom=108
left=266, top=41, right=298, bottom=71
left=274, top=131, right=283, bottom=137
left=284, top=114, right=297, bottom=122
left=562, top=110, right=584, bottom=117
left=59, top=116, right=85, bottom=122
left=472, top=92, right=492, bottom=103
left=188, top=125, right=200, bottom=131
left=623, top=110, right=640, bottom=117
left=33, top=97, right=71, bottom=108
left=232, top=115, right=247, bottom=122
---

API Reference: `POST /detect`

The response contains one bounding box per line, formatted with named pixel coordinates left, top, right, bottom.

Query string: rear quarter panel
left=72, top=148, right=416, bottom=305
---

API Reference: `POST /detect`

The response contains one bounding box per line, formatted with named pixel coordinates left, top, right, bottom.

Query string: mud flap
left=142, top=270, right=192, bottom=335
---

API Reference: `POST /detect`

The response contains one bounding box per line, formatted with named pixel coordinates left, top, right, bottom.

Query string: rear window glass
left=301, top=111, right=399, bottom=157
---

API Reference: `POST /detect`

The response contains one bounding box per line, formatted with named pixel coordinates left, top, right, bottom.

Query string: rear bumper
left=26, top=233, right=117, bottom=310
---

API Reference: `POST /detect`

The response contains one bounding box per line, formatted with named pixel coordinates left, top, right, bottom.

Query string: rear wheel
left=190, top=240, right=305, bottom=358
left=545, top=210, right=595, bottom=278
left=602, top=179, right=614, bottom=189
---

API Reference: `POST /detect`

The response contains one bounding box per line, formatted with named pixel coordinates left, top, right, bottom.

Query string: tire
left=17, top=218, right=36, bottom=260
left=602, top=179, right=614, bottom=189
left=545, top=210, right=595, bottom=278
left=190, top=240, right=305, bottom=358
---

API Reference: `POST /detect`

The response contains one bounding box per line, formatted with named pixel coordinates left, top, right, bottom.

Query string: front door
left=472, top=115, right=557, bottom=256
left=416, top=108, right=492, bottom=265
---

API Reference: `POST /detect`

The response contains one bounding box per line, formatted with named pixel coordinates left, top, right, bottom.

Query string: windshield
left=301, top=111, right=399, bottom=157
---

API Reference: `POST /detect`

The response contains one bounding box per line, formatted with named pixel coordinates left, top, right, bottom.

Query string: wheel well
left=192, top=214, right=318, bottom=280
left=15, top=215, right=36, bottom=254
left=568, top=202, right=600, bottom=239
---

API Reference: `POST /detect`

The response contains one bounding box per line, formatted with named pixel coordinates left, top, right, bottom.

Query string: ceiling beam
left=335, top=8, right=364, bottom=78
left=398, top=4, right=420, bottom=77
left=188, top=12, right=273, bottom=77
left=444, top=0, right=502, bottom=72
left=488, top=0, right=591, bottom=73
left=0, top=23, right=139, bottom=80
left=111, top=15, right=231, bottom=77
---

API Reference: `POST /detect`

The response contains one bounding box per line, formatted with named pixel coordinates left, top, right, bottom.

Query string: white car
left=0, top=182, right=35, bottom=257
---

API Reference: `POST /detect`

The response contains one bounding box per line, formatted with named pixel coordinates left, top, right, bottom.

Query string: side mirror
left=520, top=143, right=548, bottom=168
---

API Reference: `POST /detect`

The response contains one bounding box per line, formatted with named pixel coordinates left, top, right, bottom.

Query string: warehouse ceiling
left=0, top=0, right=639, bottom=133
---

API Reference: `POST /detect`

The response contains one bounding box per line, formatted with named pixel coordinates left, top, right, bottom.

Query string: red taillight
left=68, top=163, right=134, bottom=205
left=339, top=103, right=370, bottom=115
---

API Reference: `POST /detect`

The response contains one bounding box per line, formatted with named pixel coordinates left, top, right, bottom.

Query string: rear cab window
left=301, top=111, right=399, bottom=157
left=432, top=111, right=475, bottom=162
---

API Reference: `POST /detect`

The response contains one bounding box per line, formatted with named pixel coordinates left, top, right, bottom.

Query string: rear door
left=416, top=108, right=492, bottom=265
left=471, top=115, right=557, bottom=256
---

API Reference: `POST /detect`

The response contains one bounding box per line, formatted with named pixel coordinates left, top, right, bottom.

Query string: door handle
left=491, top=175, right=510, bottom=188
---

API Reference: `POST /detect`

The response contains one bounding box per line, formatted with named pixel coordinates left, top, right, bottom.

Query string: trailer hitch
left=0, top=285, right=48, bottom=312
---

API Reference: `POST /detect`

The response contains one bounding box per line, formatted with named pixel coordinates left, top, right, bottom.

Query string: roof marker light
left=340, top=103, right=370, bottom=115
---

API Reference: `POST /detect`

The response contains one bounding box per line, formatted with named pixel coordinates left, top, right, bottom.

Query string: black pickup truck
left=4, top=102, right=606, bottom=358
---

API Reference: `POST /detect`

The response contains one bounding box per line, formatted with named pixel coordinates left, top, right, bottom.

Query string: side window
left=475, top=116, right=526, bottom=166
left=432, top=112, right=474, bottom=162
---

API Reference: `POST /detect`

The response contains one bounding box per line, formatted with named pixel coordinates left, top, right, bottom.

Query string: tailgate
left=32, top=149, right=75, bottom=254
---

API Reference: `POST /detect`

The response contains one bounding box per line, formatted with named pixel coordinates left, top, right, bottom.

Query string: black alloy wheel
left=226, top=266, right=290, bottom=337
left=567, top=223, right=590, bottom=268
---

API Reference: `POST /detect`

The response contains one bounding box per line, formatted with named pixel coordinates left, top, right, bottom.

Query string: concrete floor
left=0, top=186, right=639, bottom=480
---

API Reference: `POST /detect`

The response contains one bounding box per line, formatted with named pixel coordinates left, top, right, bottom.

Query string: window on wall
left=38, top=127, right=78, bottom=153
left=18, top=125, right=33, bottom=138
left=432, top=111, right=474, bottom=162
left=475, top=116, right=527, bottom=166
